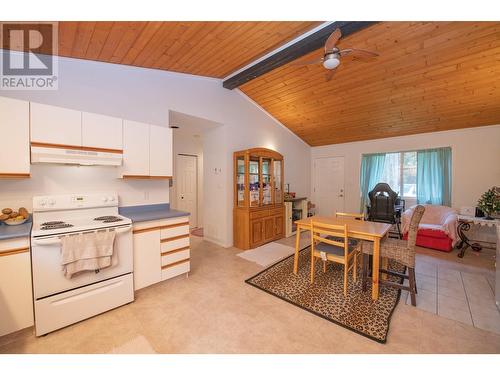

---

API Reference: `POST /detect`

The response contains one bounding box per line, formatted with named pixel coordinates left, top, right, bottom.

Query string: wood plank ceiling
left=57, top=21, right=319, bottom=78
left=240, top=22, right=500, bottom=146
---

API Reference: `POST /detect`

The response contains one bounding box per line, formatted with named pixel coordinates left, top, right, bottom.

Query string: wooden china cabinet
left=233, top=148, right=285, bottom=250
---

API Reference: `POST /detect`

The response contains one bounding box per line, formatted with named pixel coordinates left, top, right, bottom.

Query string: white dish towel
left=61, top=230, right=117, bottom=279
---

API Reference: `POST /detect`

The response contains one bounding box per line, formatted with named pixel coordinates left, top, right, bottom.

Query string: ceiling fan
left=291, top=28, right=379, bottom=81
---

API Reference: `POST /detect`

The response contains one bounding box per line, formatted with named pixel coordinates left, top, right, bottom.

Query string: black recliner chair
left=366, top=183, right=404, bottom=238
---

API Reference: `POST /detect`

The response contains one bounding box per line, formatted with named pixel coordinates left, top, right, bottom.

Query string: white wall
left=170, top=129, right=204, bottom=228
left=0, top=50, right=311, bottom=247
left=311, top=125, right=500, bottom=213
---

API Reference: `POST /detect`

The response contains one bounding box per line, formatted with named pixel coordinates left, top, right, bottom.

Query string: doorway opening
left=169, top=110, right=221, bottom=236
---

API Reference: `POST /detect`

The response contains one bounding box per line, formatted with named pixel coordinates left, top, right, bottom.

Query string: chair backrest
left=406, top=204, right=426, bottom=253
left=368, top=183, right=399, bottom=222
left=311, top=220, right=348, bottom=260
left=336, top=212, right=365, bottom=221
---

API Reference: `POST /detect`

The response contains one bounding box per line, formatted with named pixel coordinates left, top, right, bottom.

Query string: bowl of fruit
left=0, top=207, right=30, bottom=226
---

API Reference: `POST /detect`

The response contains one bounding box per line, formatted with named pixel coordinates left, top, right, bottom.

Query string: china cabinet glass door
left=236, top=156, right=245, bottom=207
left=273, top=160, right=282, bottom=204
left=249, top=158, right=260, bottom=207
left=262, top=158, right=272, bottom=205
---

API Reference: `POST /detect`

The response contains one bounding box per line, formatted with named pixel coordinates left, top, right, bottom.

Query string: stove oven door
left=31, top=224, right=133, bottom=300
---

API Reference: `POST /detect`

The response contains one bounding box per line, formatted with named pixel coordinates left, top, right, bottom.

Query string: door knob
left=339, top=194, right=344, bottom=197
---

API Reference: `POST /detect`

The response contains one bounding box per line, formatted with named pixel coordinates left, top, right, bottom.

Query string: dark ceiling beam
left=222, top=21, right=378, bottom=90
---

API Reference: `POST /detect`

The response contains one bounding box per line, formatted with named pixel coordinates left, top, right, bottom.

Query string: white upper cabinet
left=82, top=112, right=123, bottom=150
left=149, top=125, right=173, bottom=177
left=122, top=120, right=150, bottom=176
left=0, top=97, right=30, bottom=176
left=30, top=102, right=82, bottom=146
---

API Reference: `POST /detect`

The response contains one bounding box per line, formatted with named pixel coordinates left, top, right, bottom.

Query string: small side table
left=456, top=215, right=499, bottom=258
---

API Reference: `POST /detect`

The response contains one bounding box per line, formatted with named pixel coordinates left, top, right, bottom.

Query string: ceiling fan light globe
left=323, top=57, right=340, bottom=70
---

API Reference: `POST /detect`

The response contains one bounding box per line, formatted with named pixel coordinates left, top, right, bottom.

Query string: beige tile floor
left=402, top=258, right=500, bottom=334
left=0, top=235, right=499, bottom=354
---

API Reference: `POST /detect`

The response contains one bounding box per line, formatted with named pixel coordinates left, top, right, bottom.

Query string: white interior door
left=313, top=157, right=345, bottom=216
left=176, top=155, right=197, bottom=228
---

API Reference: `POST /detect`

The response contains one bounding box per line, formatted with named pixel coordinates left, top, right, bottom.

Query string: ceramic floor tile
left=470, top=307, right=500, bottom=335
left=438, top=294, right=470, bottom=313
left=438, top=305, right=473, bottom=326
left=407, top=289, right=437, bottom=314
left=437, top=268, right=462, bottom=283
left=416, top=273, right=437, bottom=293
left=415, top=262, right=437, bottom=278
left=438, top=277, right=465, bottom=292
left=438, top=284, right=467, bottom=301
left=467, top=292, right=498, bottom=312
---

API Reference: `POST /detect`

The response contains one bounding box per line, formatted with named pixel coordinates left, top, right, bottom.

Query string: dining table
left=293, top=215, right=392, bottom=300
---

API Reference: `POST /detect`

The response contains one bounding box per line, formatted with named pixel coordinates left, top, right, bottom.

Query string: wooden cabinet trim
left=160, top=234, right=190, bottom=243
left=0, top=173, right=30, bottom=178
left=0, top=247, right=30, bottom=257
left=122, top=175, right=172, bottom=179
left=161, top=258, right=190, bottom=269
left=160, top=221, right=189, bottom=230
left=161, top=245, right=189, bottom=256
left=133, top=221, right=189, bottom=234
left=31, top=141, right=123, bottom=154
left=133, top=226, right=160, bottom=234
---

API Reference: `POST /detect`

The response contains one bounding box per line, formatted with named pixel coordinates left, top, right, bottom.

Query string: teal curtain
left=359, top=153, right=386, bottom=213
left=417, top=147, right=452, bottom=206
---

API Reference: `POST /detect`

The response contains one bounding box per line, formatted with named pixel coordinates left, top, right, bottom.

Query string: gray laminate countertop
left=119, top=203, right=189, bottom=223
left=0, top=219, right=32, bottom=240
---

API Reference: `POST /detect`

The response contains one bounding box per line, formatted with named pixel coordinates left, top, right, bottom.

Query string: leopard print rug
left=245, top=247, right=405, bottom=343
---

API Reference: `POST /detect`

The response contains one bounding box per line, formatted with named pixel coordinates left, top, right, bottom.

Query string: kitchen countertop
left=0, top=219, right=32, bottom=240
left=119, top=203, right=189, bottom=223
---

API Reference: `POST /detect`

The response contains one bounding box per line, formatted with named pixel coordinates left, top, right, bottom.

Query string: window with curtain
left=360, top=147, right=451, bottom=211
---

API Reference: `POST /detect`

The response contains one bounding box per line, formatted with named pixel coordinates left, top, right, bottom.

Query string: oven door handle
left=32, top=225, right=132, bottom=246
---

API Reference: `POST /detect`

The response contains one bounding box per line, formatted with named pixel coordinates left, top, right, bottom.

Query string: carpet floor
left=246, top=248, right=404, bottom=343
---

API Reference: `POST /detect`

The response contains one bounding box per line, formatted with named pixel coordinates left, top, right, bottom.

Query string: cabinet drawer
left=160, top=222, right=189, bottom=239
left=270, top=208, right=283, bottom=216
left=250, top=210, right=269, bottom=219
left=161, top=260, right=190, bottom=281
left=161, top=248, right=189, bottom=266
left=160, top=235, right=189, bottom=253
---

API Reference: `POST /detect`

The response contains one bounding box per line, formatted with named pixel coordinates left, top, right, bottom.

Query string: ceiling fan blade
left=325, top=69, right=337, bottom=82
left=324, top=28, right=342, bottom=53
left=339, top=48, right=379, bottom=58
left=289, top=57, right=324, bottom=66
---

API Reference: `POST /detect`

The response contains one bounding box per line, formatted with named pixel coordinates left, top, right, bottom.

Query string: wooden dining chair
left=335, top=212, right=365, bottom=221
left=361, top=205, right=425, bottom=306
left=310, top=220, right=361, bottom=296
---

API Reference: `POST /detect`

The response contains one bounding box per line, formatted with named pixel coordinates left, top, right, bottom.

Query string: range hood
left=31, top=144, right=123, bottom=166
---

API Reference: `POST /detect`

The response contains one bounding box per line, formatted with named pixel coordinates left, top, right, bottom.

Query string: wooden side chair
left=310, top=220, right=361, bottom=296
left=335, top=212, right=365, bottom=221
left=361, top=205, right=425, bottom=306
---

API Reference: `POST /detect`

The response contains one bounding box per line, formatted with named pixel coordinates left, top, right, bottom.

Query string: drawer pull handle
left=161, top=258, right=190, bottom=270
left=160, top=234, right=189, bottom=243
left=0, top=247, right=29, bottom=257
left=161, top=246, right=190, bottom=256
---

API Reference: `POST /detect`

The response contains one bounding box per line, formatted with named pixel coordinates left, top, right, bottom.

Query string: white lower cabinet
left=133, top=229, right=161, bottom=290
left=133, top=216, right=190, bottom=291
left=0, top=238, right=34, bottom=337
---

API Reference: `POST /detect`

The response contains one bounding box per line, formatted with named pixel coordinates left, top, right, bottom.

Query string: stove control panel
left=33, top=193, right=119, bottom=211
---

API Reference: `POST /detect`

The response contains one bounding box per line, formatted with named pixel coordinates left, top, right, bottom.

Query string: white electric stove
left=31, top=193, right=134, bottom=336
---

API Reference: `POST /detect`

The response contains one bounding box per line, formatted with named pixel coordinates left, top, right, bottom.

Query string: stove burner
left=40, top=223, right=74, bottom=230
left=94, top=216, right=122, bottom=222
left=41, top=221, right=65, bottom=226
left=103, top=218, right=123, bottom=223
